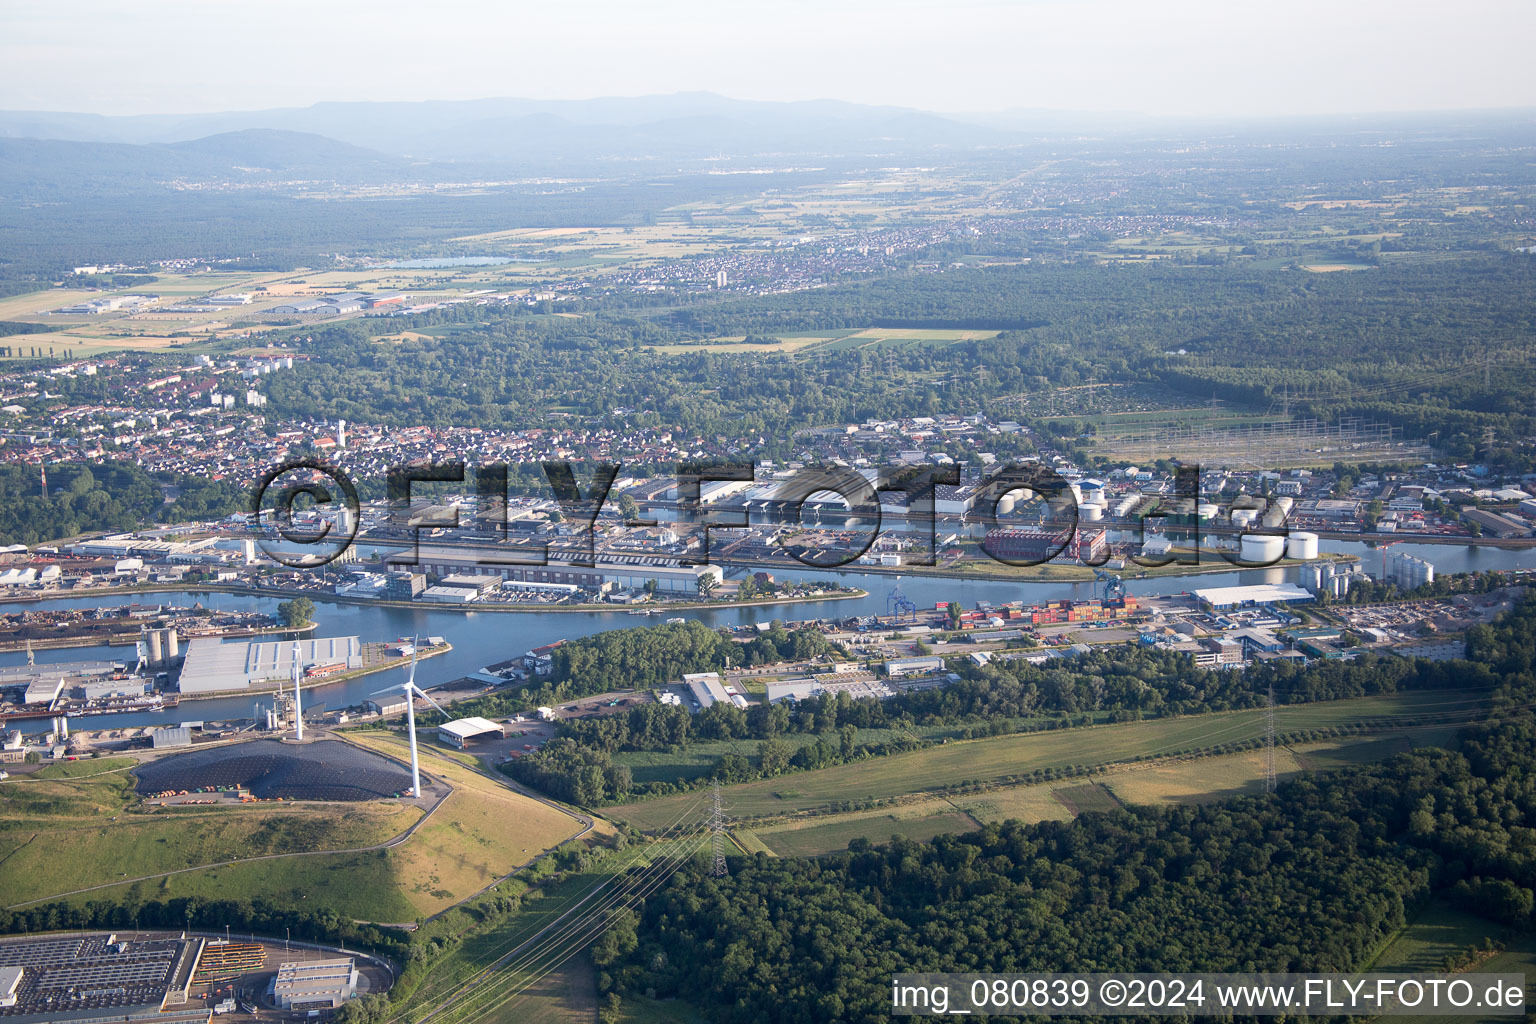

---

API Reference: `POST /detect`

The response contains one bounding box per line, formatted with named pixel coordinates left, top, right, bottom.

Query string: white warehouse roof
left=438, top=717, right=503, bottom=741
left=1193, top=582, right=1314, bottom=609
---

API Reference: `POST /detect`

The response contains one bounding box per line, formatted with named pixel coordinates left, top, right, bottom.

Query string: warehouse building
left=270, top=958, right=359, bottom=1010
left=1461, top=507, right=1530, bottom=538
left=399, top=552, right=722, bottom=595
left=683, top=672, right=732, bottom=709
left=178, top=636, right=362, bottom=694
left=437, top=717, right=505, bottom=748
left=884, top=656, right=945, bottom=677
left=1193, top=582, right=1314, bottom=611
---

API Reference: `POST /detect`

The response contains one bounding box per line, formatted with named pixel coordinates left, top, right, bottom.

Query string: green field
left=385, top=838, right=712, bottom=1024
left=613, top=721, right=985, bottom=786
left=1371, top=900, right=1509, bottom=973
left=703, top=728, right=1466, bottom=858
left=1367, top=901, right=1536, bottom=1024
left=601, top=690, right=1487, bottom=831
left=754, top=806, right=980, bottom=858
left=0, top=763, right=422, bottom=914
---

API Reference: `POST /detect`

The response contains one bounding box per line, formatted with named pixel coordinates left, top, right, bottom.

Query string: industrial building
left=884, top=656, right=945, bottom=677
left=437, top=716, right=505, bottom=748
left=150, top=726, right=192, bottom=748
left=1461, top=507, right=1531, bottom=538
left=398, top=552, right=723, bottom=595
left=683, top=672, right=733, bottom=709
left=270, top=958, right=359, bottom=1010
left=1193, top=582, right=1314, bottom=611
left=983, top=527, right=1107, bottom=564
left=271, top=292, right=367, bottom=315
left=177, top=636, right=362, bottom=694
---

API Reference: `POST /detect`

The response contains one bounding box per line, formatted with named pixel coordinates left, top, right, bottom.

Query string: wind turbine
left=290, top=640, right=304, bottom=741
left=372, top=642, right=444, bottom=799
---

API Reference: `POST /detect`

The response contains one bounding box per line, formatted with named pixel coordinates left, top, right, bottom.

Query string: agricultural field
left=704, top=728, right=1464, bottom=858
left=749, top=800, right=980, bottom=858
left=612, top=721, right=980, bottom=787
left=602, top=690, right=1486, bottom=831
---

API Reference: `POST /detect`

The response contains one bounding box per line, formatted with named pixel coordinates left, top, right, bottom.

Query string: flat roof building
left=398, top=549, right=722, bottom=595
left=1193, top=582, right=1314, bottom=611
left=271, top=958, right=358, bottom=1010
left=178, top=636, right=362, bottom=694
left=884, top=656, right=945, bottom=677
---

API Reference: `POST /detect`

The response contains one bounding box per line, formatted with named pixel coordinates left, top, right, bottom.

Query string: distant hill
left=0, top=129, right=414, bottom=197
left=0, top=92, right=1024, bottom=165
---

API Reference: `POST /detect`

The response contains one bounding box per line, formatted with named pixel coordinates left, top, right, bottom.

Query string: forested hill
left=596, top=597, right=1536, bottom=1023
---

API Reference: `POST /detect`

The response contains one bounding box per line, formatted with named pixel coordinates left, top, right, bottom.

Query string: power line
left=711, top=778, right=729, bottom=878
left=1264, top=682, right=1277, bottom=794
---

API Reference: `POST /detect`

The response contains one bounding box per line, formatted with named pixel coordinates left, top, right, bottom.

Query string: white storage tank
left=1230, top=508, right=1258, bottom=528
left=996, top=493, right=1017, bottom=516
left=1287, top=531, right=1319, bottom=561
left=1081, top=502, right=1105, bottom=522
left=1196, top=503, right=1220, bottom=522
left=1240, top=534, right=1287, bottom=564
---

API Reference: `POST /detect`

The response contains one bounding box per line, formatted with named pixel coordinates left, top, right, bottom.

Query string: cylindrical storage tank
left=1069, top=484, right=1083, bottom=505
left=147, top=630, right=163, bottom=666
left=1240, top=534, right=1287, bottom=564
left=1287, top=531, right=1319, bottom=561
left=1230, top=508, right=1258, bottom=528
left=1197, top=503, right=1219, bottom=522
left=1272, top=496, right=1295, bottom=515
left=1081, top=503, right=1104, bottom=522
left=165, top=629, right=179, bottom=660
left=996, top=493, right=1017, bottom=516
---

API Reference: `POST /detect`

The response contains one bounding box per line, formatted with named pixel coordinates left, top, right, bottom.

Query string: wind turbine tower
left=291, top=640, right=304, bottom=741
left=373, top=643, right=445, bottom=799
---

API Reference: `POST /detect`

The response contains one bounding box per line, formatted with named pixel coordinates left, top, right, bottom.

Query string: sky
left=1, top=0, right=1532, bottom=119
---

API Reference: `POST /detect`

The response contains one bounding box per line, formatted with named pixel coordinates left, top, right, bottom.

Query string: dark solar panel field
left=134, top=739, right=412, bottom=801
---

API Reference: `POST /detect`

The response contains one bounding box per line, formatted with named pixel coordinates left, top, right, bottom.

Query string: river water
left=8, top=539, right=1533, bottom=731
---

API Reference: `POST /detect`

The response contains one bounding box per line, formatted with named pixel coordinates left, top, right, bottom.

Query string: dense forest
left=257, top=256, right=1536, bottom=466
left=0, top=462, right=247, bottom=545
left=595, top=596, right=1536, bottom=1022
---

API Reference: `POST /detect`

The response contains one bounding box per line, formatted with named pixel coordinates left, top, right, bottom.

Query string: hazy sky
left=2, top=0, right=1531, bottom=118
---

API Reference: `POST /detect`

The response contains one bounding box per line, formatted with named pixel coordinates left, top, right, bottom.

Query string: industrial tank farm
left=134, top=738, right=412, bottom=801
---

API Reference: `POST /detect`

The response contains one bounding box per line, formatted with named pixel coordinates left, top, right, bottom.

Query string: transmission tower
left=711, top=779, right=729, bottom=878
left=1264, top=682, right=1277, bottom=794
